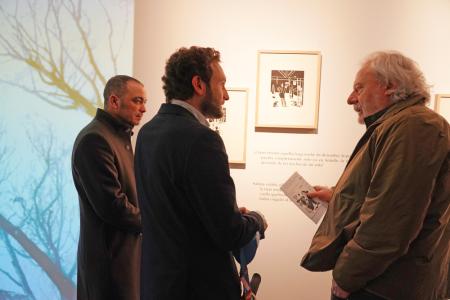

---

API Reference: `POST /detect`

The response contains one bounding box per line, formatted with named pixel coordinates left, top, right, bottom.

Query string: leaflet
left=280, top=171, right=327, bottom=224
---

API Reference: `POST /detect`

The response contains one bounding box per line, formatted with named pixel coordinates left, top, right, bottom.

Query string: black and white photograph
left=270, top=70, right=304, bottom=108
left=293, top=190, right=320, bottom=212
left=256, top=50, right=322, bottom=130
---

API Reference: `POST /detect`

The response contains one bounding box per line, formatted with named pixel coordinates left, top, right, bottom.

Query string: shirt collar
left=363, top=94, right=426, bottom=129
left=363, top=106, right=390, bottom=128
left=170, top=99, right=210, bottom=127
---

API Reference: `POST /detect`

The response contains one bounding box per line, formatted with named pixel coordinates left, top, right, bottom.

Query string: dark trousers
left=331, top=289, right=386, bottom=300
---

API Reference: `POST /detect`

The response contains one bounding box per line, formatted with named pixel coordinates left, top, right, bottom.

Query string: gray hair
left=362, top=51, right=430, bottom=103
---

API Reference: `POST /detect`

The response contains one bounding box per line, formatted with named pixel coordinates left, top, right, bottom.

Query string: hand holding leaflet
left=280, top=171, right=328, bottom=224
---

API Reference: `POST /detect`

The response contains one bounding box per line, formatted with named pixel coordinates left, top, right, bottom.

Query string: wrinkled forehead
left=354, top=66, right=373, bottom=84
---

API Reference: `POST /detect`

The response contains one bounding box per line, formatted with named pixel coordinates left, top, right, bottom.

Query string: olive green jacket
left=301, top=96, right=450, bottom=300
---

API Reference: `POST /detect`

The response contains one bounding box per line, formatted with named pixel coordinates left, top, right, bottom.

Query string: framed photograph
left=255, top=50, right=322, bottom=132
left=209, top=88, right=248, bottom=168
left=435, top=94, right=450, bottom=123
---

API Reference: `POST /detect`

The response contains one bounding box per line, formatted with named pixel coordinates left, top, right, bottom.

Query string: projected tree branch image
left=0, top=126, right=76, bottom=299
left=0, top=0, right=134, bottom=299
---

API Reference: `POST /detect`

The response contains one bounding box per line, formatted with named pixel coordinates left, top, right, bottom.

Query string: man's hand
left=331, top=279, right=350, bottom=299
left=254, top=210, right=268, bottom=231
left=240, top=207, right=268, bottom=231
left=239, top=207, right=249, bottom=214
left=307, top=185, right=333, bottom=203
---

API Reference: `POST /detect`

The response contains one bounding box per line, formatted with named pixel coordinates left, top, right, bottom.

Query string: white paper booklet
left=280, top=171, right=328, bottom=224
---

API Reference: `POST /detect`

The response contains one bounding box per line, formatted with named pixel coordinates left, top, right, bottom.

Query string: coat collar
left=95, top=108, right=133, bottom=135
left=367, top=95, right=426, bottom=129
left=345, top=95, right=426, bottom=167
left=157, top=103, right=205, bottom=124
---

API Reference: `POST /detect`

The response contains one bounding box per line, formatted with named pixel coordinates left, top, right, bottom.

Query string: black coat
left=135, top=104, right=264, bottom=300
left=72, top=109, right=142, bottom=300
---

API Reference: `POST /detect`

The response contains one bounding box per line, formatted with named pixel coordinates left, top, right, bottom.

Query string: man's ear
left=108, top=94, right=120, bottom=110
left=192, top=75, right=207, bottom=96
left=384, top=81, right=397, bottom=95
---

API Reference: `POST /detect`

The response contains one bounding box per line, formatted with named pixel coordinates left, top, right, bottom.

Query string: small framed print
left=209, top=88, right=248, bottom=168
left=255, top=50, right=322, bottom=132
left=435, top=94, right=450, bottom=123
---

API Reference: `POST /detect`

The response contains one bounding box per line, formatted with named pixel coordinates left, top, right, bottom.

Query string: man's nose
left=347, top=92, right=357, bottom=105
left=224, top=89, right=229, bottom=101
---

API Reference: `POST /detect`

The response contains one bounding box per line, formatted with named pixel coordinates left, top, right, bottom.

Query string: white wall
left=133, top=0, right=450, bottom=298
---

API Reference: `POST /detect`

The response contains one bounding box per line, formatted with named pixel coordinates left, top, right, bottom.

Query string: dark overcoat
left=72, top=109, right=142, bottom=300
left=135, top=104, right=264, bottom=300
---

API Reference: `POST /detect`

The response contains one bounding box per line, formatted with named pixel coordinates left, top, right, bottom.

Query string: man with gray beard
left=303, top=51, right=449, bottom=300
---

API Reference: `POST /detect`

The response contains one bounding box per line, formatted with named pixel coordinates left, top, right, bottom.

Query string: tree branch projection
left=0, top=127, right=77, bottom=299
left=0, top=215, right=76, bottom=299
left=0, top=231, right=36, bottom=300
left=0, top=127, right=35, bottom=300
left=0, top=0, right=126, bottom=117
left=0, top=1, right=131, bottom=298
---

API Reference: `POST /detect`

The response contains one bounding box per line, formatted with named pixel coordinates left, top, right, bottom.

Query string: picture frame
left=435, top=94, right=450, bottom=123
left=209, top=88, right=248, bottom=168
left=255, top=50, right=322, bottom=132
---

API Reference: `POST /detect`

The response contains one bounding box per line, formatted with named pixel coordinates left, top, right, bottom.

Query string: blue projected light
left=0, top=1, right=134, bottom=299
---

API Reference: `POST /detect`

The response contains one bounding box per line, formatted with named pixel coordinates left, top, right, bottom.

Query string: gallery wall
left=133, top=0, right=450, bottom=298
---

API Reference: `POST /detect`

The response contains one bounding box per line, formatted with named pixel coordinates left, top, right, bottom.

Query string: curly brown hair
left=162, top=46, right=221, bottom=102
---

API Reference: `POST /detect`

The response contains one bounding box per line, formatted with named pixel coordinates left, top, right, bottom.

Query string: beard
left=353, top=104, right=364, bottom=125
left=200, top=86, right=223, bottom=118
left=357, top=113, right=364, bottom=125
